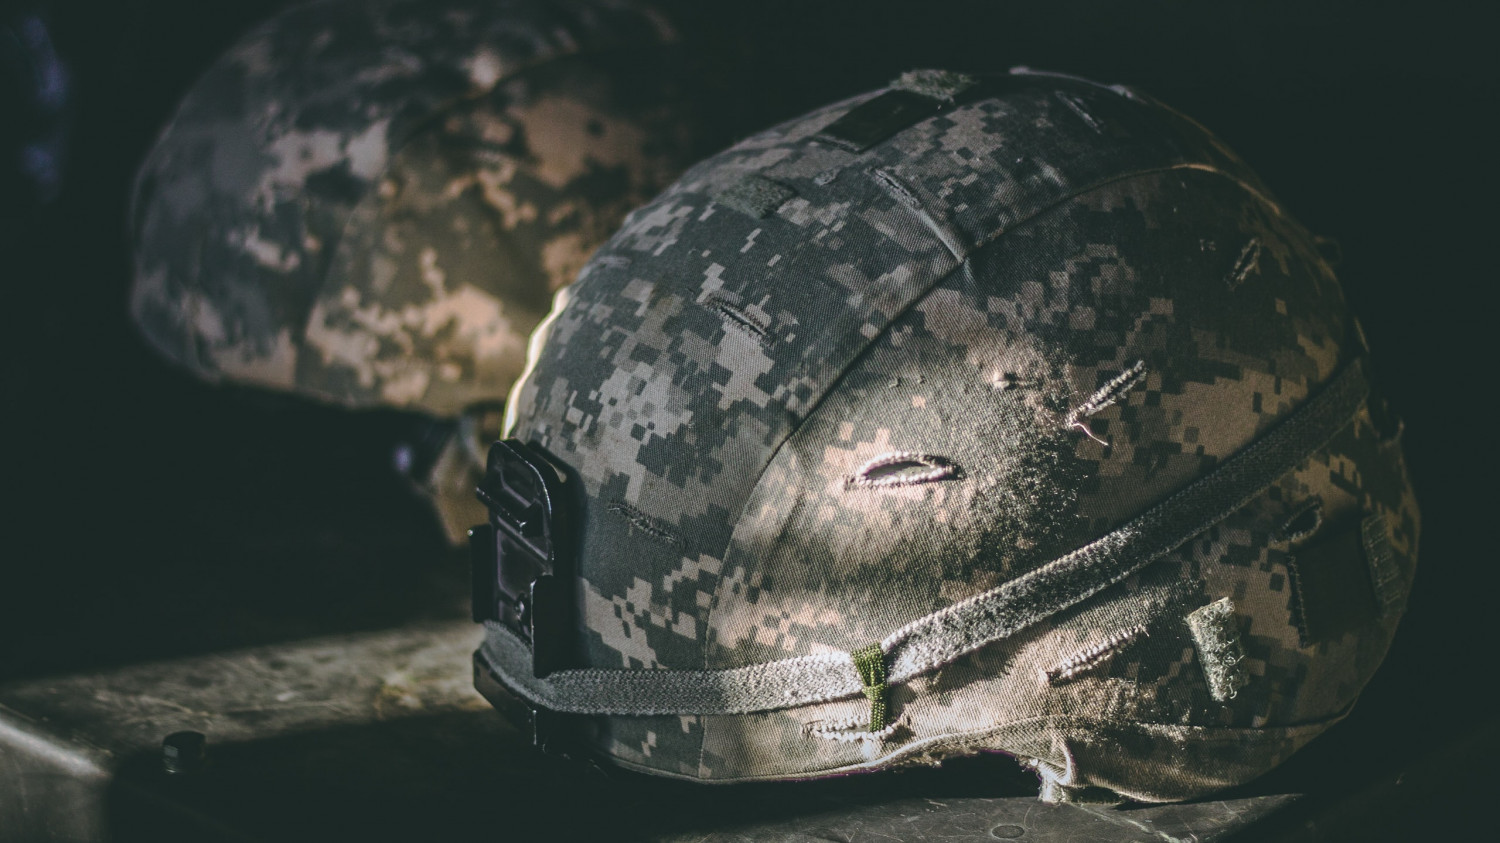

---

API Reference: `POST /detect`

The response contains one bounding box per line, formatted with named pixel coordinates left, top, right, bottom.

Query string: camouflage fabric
left=481, top=69, right=1419, bottom=801
left=130, top=0, right=696, bottom=416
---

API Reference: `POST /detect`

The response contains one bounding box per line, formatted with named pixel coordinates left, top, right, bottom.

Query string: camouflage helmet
left=470, top=69, right=1419, bottom=803
left=129, top=0, right=696, bottom=417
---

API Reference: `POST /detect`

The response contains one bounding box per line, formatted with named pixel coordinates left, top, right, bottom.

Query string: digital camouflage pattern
left=487, top=69, right=1419, bottom=801
left=130, top=0, right=696, bottom=416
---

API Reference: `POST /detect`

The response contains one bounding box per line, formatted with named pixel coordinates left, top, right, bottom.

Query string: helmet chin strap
left=478, top=357, right=1370, bottom=717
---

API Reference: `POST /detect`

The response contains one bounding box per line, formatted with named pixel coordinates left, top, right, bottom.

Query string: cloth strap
left=480, top=358, right=1370, bottom=716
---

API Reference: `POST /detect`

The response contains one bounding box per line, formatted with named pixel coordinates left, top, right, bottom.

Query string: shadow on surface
left=103, top=710, right=1047, bottom=843
left=92, top=692, right=1500, bottom=842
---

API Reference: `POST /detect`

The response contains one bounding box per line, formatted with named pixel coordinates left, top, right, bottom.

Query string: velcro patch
left=1286, top=517, right=1380, bottom=645
left=1362, top=513, right=1405, bottom=618
left=890, top=69, right=977, bottom=101
left=713, top=175, right=796, bottom=219
left=810, top=71, right=1026, bottom=153
left=813, top=89, right=946, bottom=153
left=1186, top=598, right=1249, bottom=702
left=1044, top=624, right=1147, bottom=684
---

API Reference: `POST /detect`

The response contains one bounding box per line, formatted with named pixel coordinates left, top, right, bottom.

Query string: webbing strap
left=480, top=359, right=1370, bottom=716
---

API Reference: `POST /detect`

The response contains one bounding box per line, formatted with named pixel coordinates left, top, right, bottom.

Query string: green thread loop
left=851, top=644, right=889, bottom=732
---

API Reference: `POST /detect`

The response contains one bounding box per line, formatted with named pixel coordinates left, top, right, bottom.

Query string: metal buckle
left=470, top=438, right=577, bottom=678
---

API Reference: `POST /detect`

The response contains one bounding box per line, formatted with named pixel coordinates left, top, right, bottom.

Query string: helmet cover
left=475, top=69, right=1419, bottom=802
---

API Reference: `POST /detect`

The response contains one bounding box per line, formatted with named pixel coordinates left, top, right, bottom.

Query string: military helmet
left=129, top=0, right=696, bottom=417
left=471, top=68, right=1418, bottom=802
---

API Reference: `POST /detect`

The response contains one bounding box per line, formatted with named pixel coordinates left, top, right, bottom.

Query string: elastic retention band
left=479, top=359, right=1370, bottom=716
left=851, top=644, right=889, bottom=731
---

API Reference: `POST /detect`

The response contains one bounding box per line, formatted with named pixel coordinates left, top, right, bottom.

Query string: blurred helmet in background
left=129, top=0, right=702, bottom=541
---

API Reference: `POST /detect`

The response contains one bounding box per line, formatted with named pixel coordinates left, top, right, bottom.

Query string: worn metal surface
left=0, top=622, right=493, bottom=841
left=0, top=619, right=1309, bottom=842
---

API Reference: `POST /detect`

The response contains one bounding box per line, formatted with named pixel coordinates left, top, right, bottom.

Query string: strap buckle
left=470, top=438, right=577, bottom=678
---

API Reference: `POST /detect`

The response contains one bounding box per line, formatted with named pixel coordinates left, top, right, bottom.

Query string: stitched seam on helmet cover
left=1285, top=554, right=1315, bottom=646
left=479, top=359, right=1368, bottom=715
left=1278, top=498, right=1324, bottom=544
left=868, top=166, right=922, bottom=208
left=806, top=715, right=905, bottom=744
left=605, top=502, right=683, bottom=549
left=1186, top=598, right=1250, bottom=702
left=844, top=451, right=960, bottom=488
left=701, top=293, right=771, bottom=344
left=1043, top=624, right=1148, bottom=684
left=866, top=167, right=967, bottom=260
left=1225, top=237, right=1262, bottom=290
left=1008, top=66, right=1132, bottom=94
left=1055, top=92, right=1103, bottom=133
left=1064, top=360, right=1148, bottom=445
left=803, top=713, right=865, bottom=734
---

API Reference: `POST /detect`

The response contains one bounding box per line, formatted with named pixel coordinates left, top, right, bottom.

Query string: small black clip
left=471, top=439, right=577, bottom=678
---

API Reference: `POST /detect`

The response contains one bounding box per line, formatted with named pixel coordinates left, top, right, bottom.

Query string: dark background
left=2, top=0, right=1496, bottom=838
